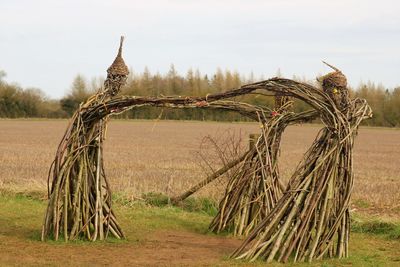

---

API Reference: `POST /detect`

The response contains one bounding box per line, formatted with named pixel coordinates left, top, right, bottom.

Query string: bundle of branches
left=41, top=37, right=129, bottom=241
left=231, top=69, right=372, bottom=262
left=209, top=98, right=293, bottom=236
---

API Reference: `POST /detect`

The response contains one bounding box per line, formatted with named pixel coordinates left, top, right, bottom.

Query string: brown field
left=0, top=119, right=399, bottom=218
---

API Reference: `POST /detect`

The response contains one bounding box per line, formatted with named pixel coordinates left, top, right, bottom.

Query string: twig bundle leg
left=209, top=100, right=293, bottom=236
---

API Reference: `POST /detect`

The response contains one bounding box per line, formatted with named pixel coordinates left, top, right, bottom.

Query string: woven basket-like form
left=108, top=56, right=129, bottom=76
left=318, top=62, right=349, bottom=108
left=321, top=71, right=347, bottom=90
left=107, top=37, right=129, bottom=76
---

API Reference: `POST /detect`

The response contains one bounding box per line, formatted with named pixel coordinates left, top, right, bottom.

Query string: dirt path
left=0, top=230, right=242, bottom=266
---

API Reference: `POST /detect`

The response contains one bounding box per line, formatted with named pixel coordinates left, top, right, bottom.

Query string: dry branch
left=170, top=150, right=250, bottom=204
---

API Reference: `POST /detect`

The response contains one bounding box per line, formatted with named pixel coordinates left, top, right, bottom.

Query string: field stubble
left=0, top=119, right=399, bottom=218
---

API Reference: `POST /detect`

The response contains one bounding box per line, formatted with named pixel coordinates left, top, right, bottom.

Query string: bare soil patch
left=0, top=229, right=241, bottom=266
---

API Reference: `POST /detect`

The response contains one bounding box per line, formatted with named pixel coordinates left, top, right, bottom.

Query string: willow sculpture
left=41, top=37, right=128, bottom=241
left=42, top=38, right=371, bottom=266
left=231, top=70, right=372, bottom=263
left=209, top=96, right=293, bottom=236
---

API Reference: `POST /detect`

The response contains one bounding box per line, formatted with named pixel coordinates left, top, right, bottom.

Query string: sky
left=1, top=0, right=399, bottom=98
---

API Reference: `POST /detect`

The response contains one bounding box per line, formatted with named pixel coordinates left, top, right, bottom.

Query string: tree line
left=0, top=66, right=399, bottom=127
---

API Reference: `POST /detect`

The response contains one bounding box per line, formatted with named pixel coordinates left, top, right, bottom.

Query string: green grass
left=352, top=215, right=400, bottom=240
left=353, top=198, right=371, bottom=209
left=140, top=192, right=219, bottom=216
left=0, top=192, right=399, bottom=266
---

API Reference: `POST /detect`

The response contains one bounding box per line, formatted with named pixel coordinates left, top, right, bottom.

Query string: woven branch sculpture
left=41, top=37, right=129, bottom=241
left=231, top=71, right=372, bottom=263
left=42, top=38, right=372, bottom=264
left=209, top=97, right=292, bottom=236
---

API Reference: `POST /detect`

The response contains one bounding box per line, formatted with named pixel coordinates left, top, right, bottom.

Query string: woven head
left=104, top=36, right=129, bottom=97
left=107, top=36, right=129, bottom=76
left=318, top=62, right=349, bottom=108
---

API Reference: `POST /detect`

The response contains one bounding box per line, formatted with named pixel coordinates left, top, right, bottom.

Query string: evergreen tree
left=60, top=74, right=90, bottom=116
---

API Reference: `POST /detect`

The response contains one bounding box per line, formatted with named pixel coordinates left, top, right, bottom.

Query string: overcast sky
left=1, top=0, right=399, bottom=98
